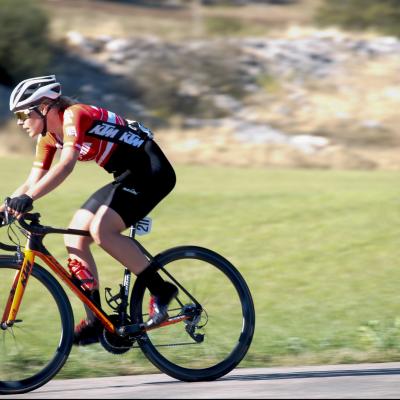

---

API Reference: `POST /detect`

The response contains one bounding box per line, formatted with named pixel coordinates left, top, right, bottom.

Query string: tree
left=0, top=0, right=51, bottom=86
left=315, top=0, right=400, bottom=36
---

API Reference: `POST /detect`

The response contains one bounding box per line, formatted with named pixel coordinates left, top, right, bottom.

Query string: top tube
left=0, top=212, right=91, bottom=253
left=18, top=213, right=91, bottom=237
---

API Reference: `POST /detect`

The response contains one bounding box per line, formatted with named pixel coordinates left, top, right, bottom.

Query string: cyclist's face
left=15, top=108, right=43, bottom=137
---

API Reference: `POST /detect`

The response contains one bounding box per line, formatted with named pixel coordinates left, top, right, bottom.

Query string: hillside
left=1, top=0, right=399, bottom=170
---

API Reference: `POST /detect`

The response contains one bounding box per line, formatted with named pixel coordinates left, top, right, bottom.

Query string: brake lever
left=4, top=198, right=10, bottom=225
left=3, top=198, right=16, bottom=226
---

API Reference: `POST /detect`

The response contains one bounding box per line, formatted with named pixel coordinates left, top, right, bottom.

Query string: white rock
left=289, top=135, right=330, bottom=154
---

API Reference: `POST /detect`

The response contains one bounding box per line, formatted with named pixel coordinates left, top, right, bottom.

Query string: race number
left=135, top=216, right=152, bottom=236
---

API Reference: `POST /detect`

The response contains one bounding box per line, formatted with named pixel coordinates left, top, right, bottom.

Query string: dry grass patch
left=42, top=0, right=323, bottom=39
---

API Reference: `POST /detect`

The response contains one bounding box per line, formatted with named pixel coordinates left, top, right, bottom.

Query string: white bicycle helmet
left=9, top=75, right=61, bottom=112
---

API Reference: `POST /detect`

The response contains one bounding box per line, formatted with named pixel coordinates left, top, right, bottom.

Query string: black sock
left=91, top=289, right=101, bottom=307
left=138, top=262, right=166, bottom=297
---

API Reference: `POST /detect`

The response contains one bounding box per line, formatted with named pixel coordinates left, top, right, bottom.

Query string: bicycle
left=0, top=207, right=255, bottom=395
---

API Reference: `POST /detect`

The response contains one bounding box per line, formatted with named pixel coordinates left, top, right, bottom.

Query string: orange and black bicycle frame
left=1, top=230, right=116, bottom=333
left=0, top=215, right=191, bottom=334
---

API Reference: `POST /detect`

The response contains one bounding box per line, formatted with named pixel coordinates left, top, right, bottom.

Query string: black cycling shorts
left=81, top=141, right=176, bottom=227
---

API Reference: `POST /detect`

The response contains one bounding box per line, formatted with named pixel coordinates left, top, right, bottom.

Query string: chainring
left=99, top=315, right=135, bottom=355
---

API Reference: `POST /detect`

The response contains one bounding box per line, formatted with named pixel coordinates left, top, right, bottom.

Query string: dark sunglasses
left=14, top=107, right=38, bottom=121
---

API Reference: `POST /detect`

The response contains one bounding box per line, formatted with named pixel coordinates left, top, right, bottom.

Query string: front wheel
left=0, top=257, right=74, bottom=394
left=130, top=246, right=255, bottom=381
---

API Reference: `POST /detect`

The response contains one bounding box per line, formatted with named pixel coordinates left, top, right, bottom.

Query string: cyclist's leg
left=64, top=209, right=100, bottom=324
left=64, top=183, right=113, bottom=328
left=65, top=182, right=115, bottom=289
left=90, top=181, right=177, bottom=326
left=64, top=208, right=97, bottom=283
left=90, top=205, right=150, bottom=274
left=90, top=167, right=174, bottom=275
left=90, top=205, right=177, bottom=326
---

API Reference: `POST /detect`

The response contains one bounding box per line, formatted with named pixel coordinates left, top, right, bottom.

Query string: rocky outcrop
left=65, top=29, right=400, bottom=82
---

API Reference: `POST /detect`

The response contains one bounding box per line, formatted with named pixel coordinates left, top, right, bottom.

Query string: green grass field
left=0, top=157, right=400, bottom=378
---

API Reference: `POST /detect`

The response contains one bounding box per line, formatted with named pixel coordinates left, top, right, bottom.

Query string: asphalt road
left=4, top=363, right=400, bottom=399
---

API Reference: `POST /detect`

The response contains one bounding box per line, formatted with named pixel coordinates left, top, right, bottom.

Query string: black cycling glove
left=8, top=194, right=33, bottom=214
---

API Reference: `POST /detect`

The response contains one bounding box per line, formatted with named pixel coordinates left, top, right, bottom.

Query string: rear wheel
left=130, top=246, right=255, bottom=381
left=0, top=257, right=74, bottom=394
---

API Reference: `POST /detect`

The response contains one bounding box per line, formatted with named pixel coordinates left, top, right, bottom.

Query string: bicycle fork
left=1, top=249, right=35, bottom=329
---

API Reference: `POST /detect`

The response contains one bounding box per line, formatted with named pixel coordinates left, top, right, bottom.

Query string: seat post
left=128, top=220, right=154, bottom=262
left=129, top=224, right=136, bottom=239
left=124, top=224, right=136, bottom=285
left=119, top=225, right=136, bottom=321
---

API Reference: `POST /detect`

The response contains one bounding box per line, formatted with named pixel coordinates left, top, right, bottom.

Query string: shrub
left=205, top=16, right=246, bottom=35
left=315, top=0, right=400, bottom=36
left=129, top=42, right=247, bottom=121
left=0, top=0, right=51, bottom=86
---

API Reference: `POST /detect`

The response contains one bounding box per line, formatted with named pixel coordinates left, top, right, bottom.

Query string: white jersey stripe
left=93, top=111, right=118, bottom=165
left=107, top=111, right=117, bottom=124
left=97, top=142, right=115, bottom=166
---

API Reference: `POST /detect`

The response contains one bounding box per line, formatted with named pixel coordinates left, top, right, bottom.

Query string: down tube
left=36, top=253, right=116, bottom=334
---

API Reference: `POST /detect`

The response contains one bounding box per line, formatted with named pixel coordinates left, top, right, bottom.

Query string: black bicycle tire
left=0, top=257, right=74, bottom=394
left=130, top=246, right=255, bottom=382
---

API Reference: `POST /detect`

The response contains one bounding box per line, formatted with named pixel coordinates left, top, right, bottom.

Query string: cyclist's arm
left=0, top=168, right=47, bottom=212
left=25, top=147, right=79, bottom=201
left=12, top=168, right=48, bottom=197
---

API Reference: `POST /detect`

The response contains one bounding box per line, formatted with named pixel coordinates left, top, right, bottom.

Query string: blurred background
left=1, top=0, right=400, bottom=169
left=2, top=0, right=400, bottom=379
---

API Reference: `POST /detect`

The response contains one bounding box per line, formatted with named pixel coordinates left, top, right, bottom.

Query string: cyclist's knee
left=65, top=209, right=95, bottom=247
left=89, top=225, right=101, bottom=246
left=70, top=209, right=95, bottom=228
left=89, top=220, right=113, bottom=246
left=90, top=207, right=125, bottom=246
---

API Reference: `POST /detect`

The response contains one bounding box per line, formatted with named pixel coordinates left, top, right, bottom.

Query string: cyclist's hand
left=7, top=194, right=33, bottom=216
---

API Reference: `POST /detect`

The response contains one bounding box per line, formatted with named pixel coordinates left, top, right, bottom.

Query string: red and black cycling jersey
left=33, top=104, right=152, bottom=171
left=33, top=103, right=175, bottom=226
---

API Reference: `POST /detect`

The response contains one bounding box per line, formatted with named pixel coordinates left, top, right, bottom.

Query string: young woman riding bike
left=3, top=75, right=178, bottom=345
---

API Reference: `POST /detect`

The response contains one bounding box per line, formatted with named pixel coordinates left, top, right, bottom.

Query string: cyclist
left=4, top=75, right=178, bottom=345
